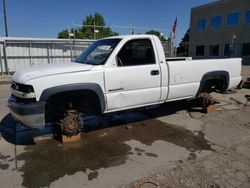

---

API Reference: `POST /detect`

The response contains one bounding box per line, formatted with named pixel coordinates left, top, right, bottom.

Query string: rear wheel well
left=45, top=90, right=102, bottom=121
left=197, top=71, right=229, bottom=96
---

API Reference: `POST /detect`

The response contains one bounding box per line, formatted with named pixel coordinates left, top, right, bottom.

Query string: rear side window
left=117, top=39, right=155, bottom=66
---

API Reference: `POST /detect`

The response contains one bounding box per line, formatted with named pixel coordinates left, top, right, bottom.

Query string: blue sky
left=0, top=0, right=214, bottom=43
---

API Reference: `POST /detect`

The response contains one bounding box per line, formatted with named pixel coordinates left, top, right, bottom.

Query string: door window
left=117, top=39, right=156, bottom=66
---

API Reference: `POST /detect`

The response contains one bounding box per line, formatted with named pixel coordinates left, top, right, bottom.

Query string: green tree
left=58, top=12, right=118, bottom=39
left=145, top=30, right=166, bottom=41
left=58, top=29, right=70, bottom=39
left=177, top=29, right=190, bottom=57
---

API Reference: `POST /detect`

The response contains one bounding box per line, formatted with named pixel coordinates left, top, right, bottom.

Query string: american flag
left=172, top=17, right=177, bottom=39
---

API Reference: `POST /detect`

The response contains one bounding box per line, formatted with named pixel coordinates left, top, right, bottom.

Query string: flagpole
left=170, top=31, right=172, bottom=57
left=171, top=17, right=177, bottom=57
left=175, top=36, right=177, bottom=57
left=174, top=16, right=177, bottom=57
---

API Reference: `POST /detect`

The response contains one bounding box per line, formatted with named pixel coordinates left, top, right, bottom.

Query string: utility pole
left=3, top=0, right=9, bottom=37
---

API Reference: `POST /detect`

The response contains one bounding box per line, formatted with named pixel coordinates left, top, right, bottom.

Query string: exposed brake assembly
left=59, top=110, right=84, bottom=137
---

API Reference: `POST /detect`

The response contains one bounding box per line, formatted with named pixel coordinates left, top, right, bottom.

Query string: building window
left=224, top=44, right=231, bottom=57
left=227, top=12, right=239, bottom=26
left=209, top=45, right=219, bottom=56
left=245, top=10, right=250, bottom=24
left=196, top=45, right=205, bottom=56
left=197, top=19, right=206, bottom=31
left=211, top=16, right=222, bottom=28
left=242, top=43, right=250, bottom=56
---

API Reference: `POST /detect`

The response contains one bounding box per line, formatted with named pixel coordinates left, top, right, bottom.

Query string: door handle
left=151, top=70, right=159, bottom=76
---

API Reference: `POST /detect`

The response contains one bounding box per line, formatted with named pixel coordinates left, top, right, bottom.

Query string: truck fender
left=196, top=71, right=229, bottom=96
left=39, top=83, right=106, bottom=113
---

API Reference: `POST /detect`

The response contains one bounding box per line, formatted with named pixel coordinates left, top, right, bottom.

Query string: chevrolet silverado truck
left=8, top=35, right=242, bottom=136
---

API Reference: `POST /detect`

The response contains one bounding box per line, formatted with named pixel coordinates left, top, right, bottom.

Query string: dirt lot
left=0, top=69, right=250, bottom=188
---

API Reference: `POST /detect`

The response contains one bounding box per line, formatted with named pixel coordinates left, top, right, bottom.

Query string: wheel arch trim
left=39, top=83, right=106, bottom=113
left=196, top=70, right=229, bottom=96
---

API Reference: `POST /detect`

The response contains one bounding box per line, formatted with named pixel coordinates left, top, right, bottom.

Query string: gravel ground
left=124, top=139, right=250, bottom=188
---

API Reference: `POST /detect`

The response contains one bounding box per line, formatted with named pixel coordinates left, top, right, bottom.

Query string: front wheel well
left=45, top=90, right=103, bottom=121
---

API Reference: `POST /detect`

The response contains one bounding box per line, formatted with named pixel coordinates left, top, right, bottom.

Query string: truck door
left=105, top=38, right=161, bottom=111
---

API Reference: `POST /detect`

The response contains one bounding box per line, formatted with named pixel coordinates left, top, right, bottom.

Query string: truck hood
left=13, top=62, right=93, bottom=84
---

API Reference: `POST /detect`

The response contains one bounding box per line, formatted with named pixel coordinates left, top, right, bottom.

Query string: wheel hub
left=60, top=113, right=83, bottom=136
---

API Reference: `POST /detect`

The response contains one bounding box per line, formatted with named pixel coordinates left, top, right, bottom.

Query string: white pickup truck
left=8, top=35, right=242, bottom=136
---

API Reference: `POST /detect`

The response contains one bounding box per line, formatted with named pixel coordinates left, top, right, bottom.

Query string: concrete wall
left=189, top=0, right=250, bottom=65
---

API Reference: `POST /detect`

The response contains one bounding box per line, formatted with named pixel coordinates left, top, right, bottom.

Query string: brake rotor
left=60, top=113, right=83, bottom=136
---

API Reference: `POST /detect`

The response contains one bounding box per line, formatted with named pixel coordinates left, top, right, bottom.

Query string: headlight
left=11, top=81, right=34, bottom=93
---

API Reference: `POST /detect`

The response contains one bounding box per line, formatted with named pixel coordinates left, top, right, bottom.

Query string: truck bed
left=165, top=58, right=242, bottom=101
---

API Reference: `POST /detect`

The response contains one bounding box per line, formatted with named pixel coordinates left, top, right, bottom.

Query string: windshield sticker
left=97, top=45, right=112, bottom=51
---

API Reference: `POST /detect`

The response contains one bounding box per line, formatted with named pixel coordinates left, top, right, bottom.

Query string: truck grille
left=11, top=94, right=36, bottom=104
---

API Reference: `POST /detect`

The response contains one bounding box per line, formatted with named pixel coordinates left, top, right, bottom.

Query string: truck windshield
left=75, top=38, right=121, bottom=65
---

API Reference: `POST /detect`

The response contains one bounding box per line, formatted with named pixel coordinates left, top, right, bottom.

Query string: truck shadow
left=0, top=98, right=214, bottom=188
left=0, top=98, right=205, bottom=145
left=0, top=114, right=53, bottom=145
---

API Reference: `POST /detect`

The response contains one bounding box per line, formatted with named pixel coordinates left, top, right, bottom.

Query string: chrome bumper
left=8, top=96, right=46, bottom=129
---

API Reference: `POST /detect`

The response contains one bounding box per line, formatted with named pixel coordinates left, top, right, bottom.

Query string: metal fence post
left=0, top=43, right=3, bottom=75
left=74, top=38, right=76, bottom=59
left=69, top=39, right=73, bottom=61
left=51, top=42, right=54, bottom=64
left=3, top=41, right=9, bottom=74
left=47, top=44, right=51, bottom=64
left=28, top=41, right=32, bottom=66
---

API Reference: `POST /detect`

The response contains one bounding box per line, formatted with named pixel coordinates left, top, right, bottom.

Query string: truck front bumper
left=8, top=96, right=46, bottom=129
